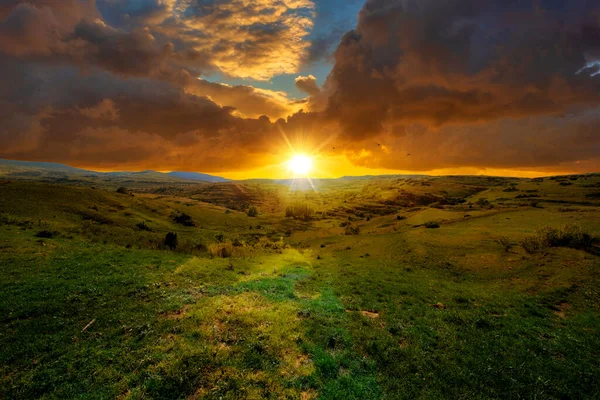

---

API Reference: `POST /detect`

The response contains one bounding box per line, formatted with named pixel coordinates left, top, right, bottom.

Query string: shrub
left=136, top=221, right=152, bottom=231
left=116, top=187, right=129, bottom=194
left=285, top=203, right=315, bottom=220
left=498, top=236, right=511, bottom=252
left=209, top=242, right=234, bottom=258
left=396, top=215, right=406, bottom=221
left=164, top=232, right=178, bottom=250
left=424, top=221, right=440, bottom=229
left=522, top=225, right=598, bottom=254
left=172, top=212, right=196, bottom=227
left=344, top=225, right=360, bottom=235
left=476, top=198, right=490, bottom=207
left=35, top=230, right=56, bottom=239
left=255, top=237, right=286, bottom=252
left=247, top=206, right=259, bottom=217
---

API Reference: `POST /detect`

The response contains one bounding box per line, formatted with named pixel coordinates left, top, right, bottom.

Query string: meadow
left=1, top=171, right=599, bottom=399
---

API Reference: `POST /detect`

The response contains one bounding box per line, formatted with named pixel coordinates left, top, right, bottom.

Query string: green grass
left=1, top=176, right=600, bottom=399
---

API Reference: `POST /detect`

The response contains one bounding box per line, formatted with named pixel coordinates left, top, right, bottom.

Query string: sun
left=288, top=154, right=313, bottom=176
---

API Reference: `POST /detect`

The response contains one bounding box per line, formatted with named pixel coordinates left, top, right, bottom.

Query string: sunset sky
left=1, top=0, right=600, bottom=179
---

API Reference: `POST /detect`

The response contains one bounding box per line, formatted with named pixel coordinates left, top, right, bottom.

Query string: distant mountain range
left=0, top=159, right=430, bottom=185
left=0, top=159, right=229, bottom=184
left=167, top=171, right=229, bottom=183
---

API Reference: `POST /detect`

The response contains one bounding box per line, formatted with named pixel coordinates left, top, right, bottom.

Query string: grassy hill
left=1, top=174, right=599, bottom=399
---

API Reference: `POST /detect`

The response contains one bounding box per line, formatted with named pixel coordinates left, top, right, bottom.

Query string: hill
left=168, top=171, right=229, bottom=182
left=0, top=159, right=230, bottom=187
left=1, top=169, right=600, bottom=398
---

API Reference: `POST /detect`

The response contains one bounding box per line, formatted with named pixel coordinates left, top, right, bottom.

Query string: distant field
left=1, top=173, right=599, bottom=399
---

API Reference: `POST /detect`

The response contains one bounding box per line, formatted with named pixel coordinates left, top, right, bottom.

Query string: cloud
left=147, top=0, right=316, bottom=80
left=295, top=75, right=320, bottom=96
left=0, top=1, right=176, bottom=77
left=339, top=110, right=600, bottom=173
left=2, top=0, right=600, bottom=176
left=323, top=0, right=600, bottom=139
left=0, top=60, right=284, bottom=172
left=187, top=78, right=300, bottom=119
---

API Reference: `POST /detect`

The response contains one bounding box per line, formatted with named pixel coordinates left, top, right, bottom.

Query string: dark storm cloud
left=0, top=0, right=176, bottom=77
left=323, top=0, right=600, bottom=139
left=0, top=61, right=282, bottom=171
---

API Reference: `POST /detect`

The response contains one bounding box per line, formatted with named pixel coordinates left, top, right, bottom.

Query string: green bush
left=424, top=221, right=440, bottom=229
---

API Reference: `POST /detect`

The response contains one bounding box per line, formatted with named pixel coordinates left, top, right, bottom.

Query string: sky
left=1, top=0, right=600, bottom=179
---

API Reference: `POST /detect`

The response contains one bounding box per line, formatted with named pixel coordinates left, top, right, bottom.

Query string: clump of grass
left=254, top=237, right=287, bottom=252
left=344, top=225, right=360, bottom=235
left=285, top=203, right=315, bottom=220
left=209, top=242, right=238, bottom=258
left=424, top=220, right=440, bottom=229
left=136, top=221, right=152, bottom=231
left=498, top=236, right=512, bottom=252
left=477, top=198, right=490, bottom=207
left=521, top=225, right=598, bottom=254
left=247, top=206, right=259, bottom=217
left=35, top=230, right=57, bottom=239
left=171, top=211, right=196, bottom=227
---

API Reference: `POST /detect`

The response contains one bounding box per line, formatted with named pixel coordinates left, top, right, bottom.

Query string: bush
left=344, top=225, right=360, bottom=235
left=498, top=236, right=511, bottom=252
left=424, top=220, right=440, bottom=229
left=116, top=187, right=129, bottom=194
left=476, top=198, right=490, bottom=207
left=136, top=221, right=152, bottom=231
left=172, top=212, right=196, bottom=227
left=164, top=232, right=178, bottom=250
left=521, top=225, right=598, bottom=254
left=35, top=230, right=56, bottom=239
left=209, top=242, right=234, bottom=258
left=247, top=206, right=259, bottom=217
left=396, top=215, right=406, bottom=221
left=285, top=203, right=315, bottom=220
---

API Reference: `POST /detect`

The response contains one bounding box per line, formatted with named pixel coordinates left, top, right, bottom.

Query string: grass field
left=1, top=173, right=599, bottom=399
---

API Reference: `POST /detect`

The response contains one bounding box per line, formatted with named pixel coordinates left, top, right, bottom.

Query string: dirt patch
left=553, top=302, right=570, bottom=319
left=346, top=310, right=380, bottom=318
left=163, top=304, right=190, bottom=320
left=431, top=302, right=447, bottom=309
left=301, top=390, right=317, bottom=400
